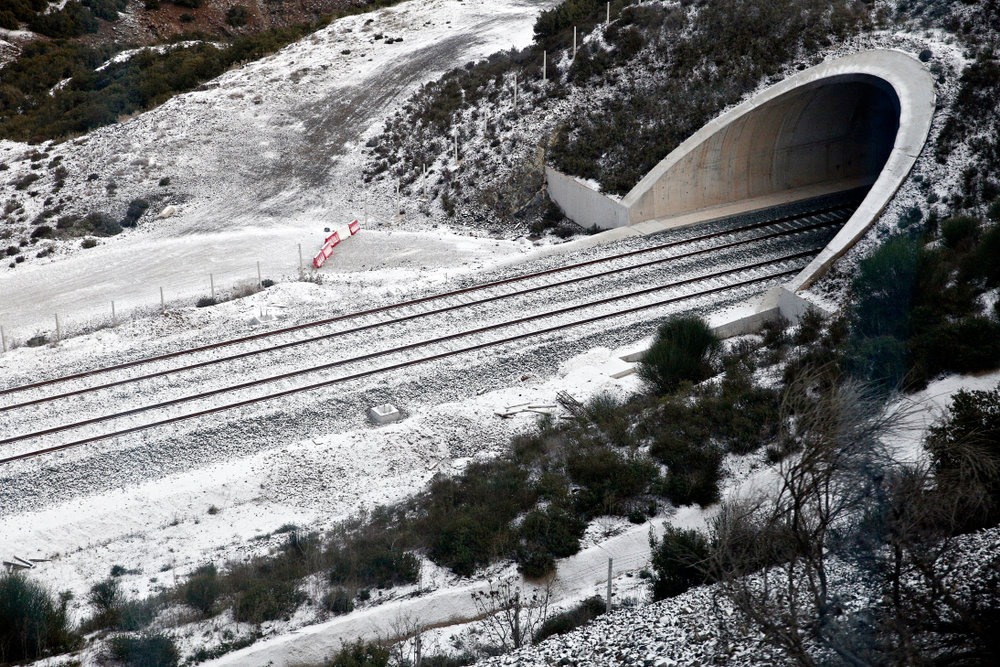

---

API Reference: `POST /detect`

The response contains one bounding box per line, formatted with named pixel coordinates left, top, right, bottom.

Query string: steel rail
left=0, top=250, right=815, bottom=461
left=0, top=199, right=858, bottom=397
left=0, top=261, right=804, bottom=465
left=0, top=214, right=846, bottom=412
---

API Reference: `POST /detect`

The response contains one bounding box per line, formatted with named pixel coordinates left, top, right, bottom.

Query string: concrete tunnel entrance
left=545, top=50, right=936, bottom=295
left=628, top=74, right=901, bottom=220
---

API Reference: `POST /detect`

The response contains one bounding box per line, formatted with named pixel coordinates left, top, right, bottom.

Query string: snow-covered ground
left=0, top=0, right=562, bottom=339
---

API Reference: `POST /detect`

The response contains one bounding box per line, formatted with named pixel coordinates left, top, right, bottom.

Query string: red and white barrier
left=312, top=220, right=361, bottom=269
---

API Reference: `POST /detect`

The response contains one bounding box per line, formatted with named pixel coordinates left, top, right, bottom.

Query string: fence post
left=55, top=313, right=61, bottom=342
left=111, top=300, right=116, bottom=323
left=256, top=261, right=262, bottom=288
left=1, top=325, right=6, bottom=353
left=298, top=243, right=303, bottom=272
left=607, top=1, right=610, bottom=25
left=606, top=557, right=613, bottom=613
left=543, top=50, right=547, bottom=82
left=210, top=273, right=215, bottom=300
left=160, top=287, right=165, bottom=312
left=573, top=26, right=577, bottom=59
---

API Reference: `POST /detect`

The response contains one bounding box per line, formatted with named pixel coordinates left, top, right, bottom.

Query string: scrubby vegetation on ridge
left=363, top=0, right=877, bottom=230
left=0, top=0, right=416, bottom=143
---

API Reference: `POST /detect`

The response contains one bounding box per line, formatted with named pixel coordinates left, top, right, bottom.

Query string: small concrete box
left=369, top=403, right=402, bottom=425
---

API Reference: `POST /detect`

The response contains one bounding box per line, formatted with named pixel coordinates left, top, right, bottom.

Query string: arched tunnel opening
left=627, top=73, right=902, bottom=222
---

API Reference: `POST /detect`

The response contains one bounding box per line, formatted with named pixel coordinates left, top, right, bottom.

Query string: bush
left=926, top=382, right=1000, bottom=530
left=121, top=198, right=150, bottom=228
left=327, top=537, right=420, bottom=590
left=81, top=238, right=97, bottom=249
left=566, top=445, right=658, bottom=517
left=653, top=436, right=723, bottom=507
left=322, top=588, right=354, bottom=615
left=196, top=296, right=217, bottom=308
left=181, top=564, right=222, bottom=616
left=649, top=526, right=710, bottom=600
left=88, top=577, right=124, bottom=626
left=226, top=5, right=249, bottom=27
left=81, top=211, right=122, bottom=237
left=261, top=278, right=275, bottom=288
left=28, top=2, right=99, bottom=38
left=638, top=316, right=720, bottom=395
left=0, top=572, right=78, bottom=663
left=329, top=639, right=390, bottom=667
left=534, top=596, right=605, bottom=643
left=941, top=215, right=980, bottom=251
left=231, top=577, right=303, bottom=624
left=107, top=633, right=179, bottom=667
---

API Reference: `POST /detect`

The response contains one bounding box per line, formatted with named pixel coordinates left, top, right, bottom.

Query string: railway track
left=0, top=196, right=860, bottom=465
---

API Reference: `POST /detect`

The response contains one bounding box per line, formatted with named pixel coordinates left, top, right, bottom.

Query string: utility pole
left=606, top=558, right=613, bottom=613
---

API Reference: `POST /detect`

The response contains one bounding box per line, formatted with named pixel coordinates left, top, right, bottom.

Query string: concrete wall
left=546, top=167, right=629, bottom=229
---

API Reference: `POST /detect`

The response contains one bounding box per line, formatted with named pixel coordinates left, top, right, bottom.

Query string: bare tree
left=709, top=371, right=904, bottom=666
left=471, top=577, right=551, bottom=651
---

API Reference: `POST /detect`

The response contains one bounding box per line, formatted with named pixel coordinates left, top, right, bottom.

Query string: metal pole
left=606, top=557, right=613, bottom=612
left=111, top=301, right=116, bottom=323
left=513, top=73, right=518, bottom=111
left=543, top=50, right=547, bottom=82
left=298, top=243, right=303, bottom=271
left=607, top=1, right=610, bottom=25
left=160, top=287, right=165, bottom=312
left=256, top=261, right=262, bottom=288
left=55, top=313, right=60, bottom=342
left=395, top=179, right=401, bottom=216
left=210, top=273, right=215, bottom=300
left=453, top=132, right=458, bottom=163
left=1, top=325, right=6, bottom=353
left=573, top=26, right=577, bottom=59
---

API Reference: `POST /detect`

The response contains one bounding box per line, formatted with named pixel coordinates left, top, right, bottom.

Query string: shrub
left=638, top=316, right=720, bottom=395
left=30, top=225, right=53, bottom=239
left=534, top=596, right=605, bottom=643
left=28, top=2, right=99, bottom=38
left=329, top=639, right=390, bottom=667
left=196, top=296, right=217, bottom=308
left=926, top=383, right=1000, bottom=530
left=327, top=537, right=420, bottom=590
left=566, top=445, right=658, bottom=516
left=88, top=577, right=124, bottom=626
left=0, top=572, right=78, bottom=663
left=322, top=588, right=354, bottom=615
left=649, top=526, right=710, bottom=600
left=81, top=238, right=97, bottom=248
left=941, top=215, right=980, bottom=251
left=107, top=633, right=179, bottom=667
left=226, top=5, right=249, bottom=27
left=145, top=0, right=160, bottom=8
left=121, top=198, right=150, bottom=228
left=653, top=436, right=723, bottom=507
left=261, top=278, right=275, bottom=288
left=181, top=564, right=222, bottom=616
left=81, top=212, right=122, bottom=237
left=231, top=577, right=303, bottom=624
